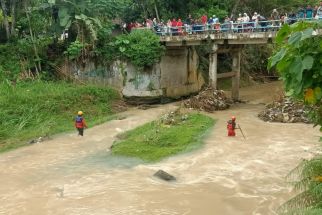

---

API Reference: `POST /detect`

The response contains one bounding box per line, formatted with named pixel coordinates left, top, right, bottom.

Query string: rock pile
left=258, top=97, right=312, bottom=123
left=183, top=87, right=231, bottom=112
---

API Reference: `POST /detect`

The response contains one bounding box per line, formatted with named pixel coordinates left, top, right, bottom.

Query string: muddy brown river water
left=0, top=82, right=320, bottom=215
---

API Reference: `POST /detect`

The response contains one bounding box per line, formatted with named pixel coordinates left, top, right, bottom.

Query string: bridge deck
left=160, top=32, right=278, bottom=46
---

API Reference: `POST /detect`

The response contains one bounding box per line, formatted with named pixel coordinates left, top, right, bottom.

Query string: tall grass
left=0, top=81, right=119, bottom=152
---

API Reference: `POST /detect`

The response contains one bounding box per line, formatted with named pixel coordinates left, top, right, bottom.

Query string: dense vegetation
left=1, top=0, right=320, bottom=83
left=0, top=0, right=165, bottom=83
left=124, top=0, right=320, bottom=22
left=269, top=22, right=322, bottom=214
left=112, top=113, right=215, bottom=162
left=0, top=82, right=118, bottom=152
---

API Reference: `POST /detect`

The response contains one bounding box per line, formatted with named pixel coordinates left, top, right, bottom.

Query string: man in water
left=227, top=116, right=237, bottom=136
left=75, top=111, right=88, bottom=136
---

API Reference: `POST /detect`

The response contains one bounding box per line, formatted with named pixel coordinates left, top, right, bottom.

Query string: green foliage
left=17, top=10, right=51, bottom=36
left=55, top=0, right=129, bottom=41
left=114, top=30, right=165, bottom=69
left=112, top=113, right=215, bottom=162
left=0, top=81, right=119, bottom=152
left=194, top=6, right=228, bottom=20
left=269, top=21, right=322, bottom=126
left=0, top=35, right=52, bottom=82
left=64, top=40, right=84, bottom=60
left=122, top=0, right=231, bottom=22
left=0, top=9, right=3, bottom=24
left=0, top=44, right=21, bottom=81
left=98, top=25, right=164, bottom=71
left=269, top=21, right=322, bottom=214
left=278, top=156, right=322, bottom=215
left=57, top=1, right=102, bottom=41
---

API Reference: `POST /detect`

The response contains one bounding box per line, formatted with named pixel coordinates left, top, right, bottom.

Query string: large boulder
left=154, top=170, right=176, bottom=181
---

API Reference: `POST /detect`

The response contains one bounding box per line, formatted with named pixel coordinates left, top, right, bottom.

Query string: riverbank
left=0, top=81, right=121, bottom=152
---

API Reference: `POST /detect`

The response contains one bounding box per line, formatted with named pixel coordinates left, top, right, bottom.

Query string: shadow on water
left=57, top=151, right=146, bottom=173
left=88, top=151, right=145, bottom=169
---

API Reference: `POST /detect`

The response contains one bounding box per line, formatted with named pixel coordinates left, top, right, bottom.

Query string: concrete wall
left=161, top=47, right=204, bottom=98
left=65, top=46, right=204, bottom=100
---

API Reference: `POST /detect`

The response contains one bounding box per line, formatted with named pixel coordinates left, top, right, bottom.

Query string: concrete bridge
left=159, top=31, right=278, bottom=101
left=76, top=23, right=321, bottom=103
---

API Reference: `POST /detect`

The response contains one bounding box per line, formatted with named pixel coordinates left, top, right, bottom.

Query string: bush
left=98, top=30, right=165, bottom=70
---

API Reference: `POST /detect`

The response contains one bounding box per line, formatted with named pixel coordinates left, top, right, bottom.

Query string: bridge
left=158, top=30, right=278, bottom=101
left=142, top=20, right=321, bottom=101
left=117, top=20, right=321, bottom=102
left=160, top=31, right=277, bottom=46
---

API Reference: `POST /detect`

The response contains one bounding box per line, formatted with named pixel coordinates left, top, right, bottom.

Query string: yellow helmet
left=78, top=111, right=83, bottom=115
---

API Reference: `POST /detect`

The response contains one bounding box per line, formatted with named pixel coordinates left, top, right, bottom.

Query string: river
left=0, top=82, right=320, bottom=215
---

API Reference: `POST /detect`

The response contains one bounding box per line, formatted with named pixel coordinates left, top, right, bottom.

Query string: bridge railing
left=134, top=18, right=322, bottom=36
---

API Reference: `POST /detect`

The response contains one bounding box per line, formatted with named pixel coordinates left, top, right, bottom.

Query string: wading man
left=75, top=111, right=88, bottom=136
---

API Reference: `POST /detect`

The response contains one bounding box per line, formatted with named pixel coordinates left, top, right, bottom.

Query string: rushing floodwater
left=0, top=82, right=320, bottom=215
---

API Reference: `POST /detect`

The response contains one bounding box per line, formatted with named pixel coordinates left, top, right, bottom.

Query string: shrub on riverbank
left=111, top=111, right=215, bottom=162
left=0, top=81, right=119, bottom=152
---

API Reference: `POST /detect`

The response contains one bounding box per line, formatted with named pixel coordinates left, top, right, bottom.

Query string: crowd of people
left=123, top=2, right=322, bottom=35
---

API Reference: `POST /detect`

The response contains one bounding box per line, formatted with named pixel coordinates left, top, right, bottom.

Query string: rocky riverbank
left=258, top=97, right=312, bottom=123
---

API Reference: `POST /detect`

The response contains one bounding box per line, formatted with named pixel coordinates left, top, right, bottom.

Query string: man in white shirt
left=252, top=12, right=258, bottom=30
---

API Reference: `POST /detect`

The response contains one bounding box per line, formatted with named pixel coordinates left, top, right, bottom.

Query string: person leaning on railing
left=271, top=9, right=280, bottom=28
left=306, top=5, right=314, bottom=19
left=166, top=19, right=172, bottom=36
left=171, top=18, right=178, bottom=35
left=258, top=15, right=268, bottom=32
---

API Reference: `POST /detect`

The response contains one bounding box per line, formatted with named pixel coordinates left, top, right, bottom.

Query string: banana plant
left=46, top=0, right=128, bottom=42
left=51, top=0, right=102, bottom=41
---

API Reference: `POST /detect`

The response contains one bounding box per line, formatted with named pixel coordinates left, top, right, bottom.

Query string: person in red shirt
left=201, top=14, right=208, bottom=25
left=75, top=111, right=88, bottom=136
left=177, top=18, right=183, bottom=34
left=171, top=18, right=177, bottom=27
left=227, top=116, right=236, bottom=136
left=171, top=18, right=178, bottom=35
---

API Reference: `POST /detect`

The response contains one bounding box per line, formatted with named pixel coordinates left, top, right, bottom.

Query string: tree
left=269, top=21, right=322, bottom=214
left=0, top=0, right=18, bottom=39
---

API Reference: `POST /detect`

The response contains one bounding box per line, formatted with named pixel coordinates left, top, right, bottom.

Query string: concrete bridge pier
left=208, top=43, right=242, bottom=101
left=231, top=49, right=241, bottom=101
left=209, top=44, right=218, bottom=89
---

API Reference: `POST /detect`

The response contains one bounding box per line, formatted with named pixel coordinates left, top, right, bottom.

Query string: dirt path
left=0, top=82, right=320, bottom=215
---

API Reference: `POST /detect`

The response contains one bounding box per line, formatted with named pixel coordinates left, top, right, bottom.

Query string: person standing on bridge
left=237, top=13, right=243, bottom=32
left=317, top=2, right=322, bottom=19
left=75, top=111, right=88, bottom=136
left=201, top=14, right=208, bottom=31
left=271, top=9, right=280, bottom=29
left=171, top=18, right=178, bottom=35
left=306, top=5, right=314, bottom=19
left=177, top=18, right=183, bottom=35
left=252, top=12, right=259, bottom=31
left=297, top=6, right=305, bottom=19
left=227, top=116, right=237, bottom=137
